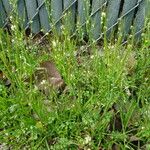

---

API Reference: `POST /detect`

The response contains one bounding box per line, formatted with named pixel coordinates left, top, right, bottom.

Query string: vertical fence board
left=17, top=0, right=28, bottom=28
left=0, top=0, right=7, bottom=27
left=51, top=0, right=63, bottom=33
left=134, top=0, right=145, bottom=41
left=78, top=0, right=90, bottom=38
left=106, top=0, right=121, bottom=38
left=90, top=0, right=103, bottom=40
left=63, top=0, right=76, bottom=33
left=0, top=0, right=147, bottom=42
left=146, top=0, right=150, bottom=17
left=37, top=0, right=50, bottom=33
left=121, top=0, right=138, bottom=39
left=2, top=0, right=12, bottom=14
left=25, top=0, right=41, bottom=33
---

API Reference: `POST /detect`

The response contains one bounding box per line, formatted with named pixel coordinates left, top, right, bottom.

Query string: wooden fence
left=0, top=0, right=149, bottom=42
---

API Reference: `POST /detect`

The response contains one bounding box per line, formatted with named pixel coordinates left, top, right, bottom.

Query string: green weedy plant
left=0, top=23, right=49, bottom=149
left=0, top=9, right=150, bottom=150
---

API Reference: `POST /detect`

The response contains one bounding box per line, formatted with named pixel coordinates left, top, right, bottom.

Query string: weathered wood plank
left=106, top=0, right=121, bottom=39
left=2, top=0, right=12, bottom=14
left=90, top=0, right=104, bottom=40
left=77, top=0, right=90, bottom=39
left=17, top=0, right=28, bottom=28
left=63, top=0, right=76, bottom=34
left=0, top=0, right=7, bottom=27
left=134, top=0, right=145, bottom=41
left=25, top=0, right=41, bottom=33
left=51, top=0, right=63, bottom=34
left=146, top=0, right=150, bottom=17
left=121, top=0, right=138, bottom=39
left=37, top=0, right=50, bottom=33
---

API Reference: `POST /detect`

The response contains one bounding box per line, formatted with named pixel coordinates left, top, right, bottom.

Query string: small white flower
left=90, top=55, right=94, bottom=59
left=102, top=12, right=106, bottom=17
left=45, top=32, right=49, bottom=36
left=84, top=135, right=92, bottom=145
left=29, top=20, right=33, bottom=24
left=10, top=15, right=13, bottom=20
left=11, top=25, right=16, bottom=31
left=40, top=80, right=47, bottom=85
left=52, top=40, right=57, bottom=48
left=34, top=85, right=38, bottom=91
left=141, top=126, right=145, bottom=130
